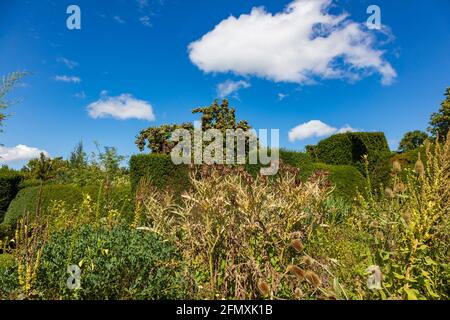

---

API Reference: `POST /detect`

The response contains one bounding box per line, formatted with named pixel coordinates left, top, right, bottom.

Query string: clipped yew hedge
left=0, top=169, right=23, bottom=224
left=310, top=132, right=391, bottom=187
left=130, top=150, right=365, bottom=200
left=129, top=154, right=190, bottom=194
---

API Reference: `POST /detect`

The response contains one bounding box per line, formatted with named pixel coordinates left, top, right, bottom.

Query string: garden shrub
left=312, top=163, right=366, bottom=200
left=1, top=184, right=133, bottom=235
left=0, top=254, right=17, bottom=299
left=129, top=154, right=190, bottom=194
left=311, top=132, right=391, bottom=188
left=35, top=224, right=189, bottom=299
left=0, top=168, right=23, bottom=223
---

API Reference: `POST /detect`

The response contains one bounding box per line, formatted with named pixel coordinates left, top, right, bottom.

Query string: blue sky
left=0, top=0, right=449, bottom=168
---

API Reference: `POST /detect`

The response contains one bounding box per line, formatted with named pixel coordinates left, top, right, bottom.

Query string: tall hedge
left=129, top=154, right=190, bottom=194
left=0, top=169, right=23, bottom=224
left=311, top=132, right=391, bottom=188
left=130, top=151, right=364, bottom=200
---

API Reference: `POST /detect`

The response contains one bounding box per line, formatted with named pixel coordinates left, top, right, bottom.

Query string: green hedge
left=1, top=184, right=133, bottom=236
left=0, top=169, right=23, bottom=224
left=1, top=185, right=94, bottom=232
left=312, top=163, right=366, bottom=199
left=311, top=132, right=391, bottom=188
left=130, top=150, right=364, bottom=200
left=129, top=154, right=190, bottom=194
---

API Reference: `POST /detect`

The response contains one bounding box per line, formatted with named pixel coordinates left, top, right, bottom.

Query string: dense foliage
left=428, top=87, right=450, bottom=141
left=129, top=154, right=190, bottom=194
left=399, top=130, right=428, bottom=152
left=0, top=167, right=23, bottom=223
left=309, top=132, right=391, bottom=189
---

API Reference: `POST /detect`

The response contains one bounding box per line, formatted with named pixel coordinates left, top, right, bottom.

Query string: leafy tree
left=21, top=153, right=67, bottom=182
left=69, top=140, right=87, bottom=168
left=428, top=87, right=450, bottom=141
left=0, top=71, right=28, bottom=133
left=136, top=123, right=194, bottom=154
left=192, top=99, right=251, bottom=133
left=135, top=99, right=253, bottom=155
left=398, top=130, right=428, bottom=152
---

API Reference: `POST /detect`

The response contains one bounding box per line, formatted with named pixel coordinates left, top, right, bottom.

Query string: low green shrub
left=129, top=154, right=190, bottom=194
left=0, top=254, right=17, bottom=299
left=312, top=163, right=367, bottom=200
left=1, top=184, right=133, bottom=235
left=310, top=132, right=391, bottom=188
left=0, top=168, right=23, bottom=223
left=36, top=224, right=190, bottom=299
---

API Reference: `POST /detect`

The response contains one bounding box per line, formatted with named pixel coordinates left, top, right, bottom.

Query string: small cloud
left=113, top=16, right=125, bottom=24
left=288, top=120, right=359, bottom=142
left=216, top=80, right=250, bottom=98
left=0, top=145, right=49, bottom=164
left=139, top=16, right=152, bottom=27
left=136, top=0, right=149, bottom=10
left=54, top=75, right=81, bottom=83
left=57, top=57, right=79, bottom=69
left=337, top=124, right=358, bottom=134
left=87, top=92, right=155, bottom=121
left=278, top=93, right=289, bottom=101
left=73, top=91, right=86, bottom=99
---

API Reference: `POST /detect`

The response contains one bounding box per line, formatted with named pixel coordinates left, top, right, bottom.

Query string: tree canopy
left=135, top=99, right=252, bottom=155
left=398, top=130, right=428, bottom=152
left=428, top=87, right=450, bottom=141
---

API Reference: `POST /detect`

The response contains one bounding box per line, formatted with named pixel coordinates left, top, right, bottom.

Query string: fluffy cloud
left=288, top=120, right=358, bottom=142
left=188, top=0, right=396, bottom=85
left=0, top=145, right=48, bottom=164
left=54, top=75, right=81, bottom=83
left=87, top=93, right=155, bottom=121
left=216, top=80, right=250, bottom=98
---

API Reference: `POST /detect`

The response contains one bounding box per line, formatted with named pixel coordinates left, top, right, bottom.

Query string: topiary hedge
left=129, top=154, right=190, bottom=194
left=311, top=163, right=367, bottom=199
left=0, top=169, right=23, bottom=224
left=130, top=150, right=364, bottom=200
left=1, top=185, right=95, bottom=233
left=310, top=132, right=391, bottom=188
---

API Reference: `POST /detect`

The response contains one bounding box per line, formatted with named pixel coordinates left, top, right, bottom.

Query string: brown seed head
left=291, top=239, right=304, bottom=252
left=304, top=270, right=322, bottom=287
left=287, top=265, right=305, bottom=280
left=257, top=281, right=270, bottom=296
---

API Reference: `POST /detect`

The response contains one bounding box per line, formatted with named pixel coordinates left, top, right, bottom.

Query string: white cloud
left=216, top=80, right=250, bottom=98
left=87, top=93, right=155, bottom=121
left=136, top=0, right=149, bottom=9
left=288, top=120, right=358, bottom=142
left=0, top=145, right=48, bottom=164
left=139, top=16, right=152, bottom=27
left=54, top=75, right=81, bottom=83
left=188, top=0, right=396, bottom=85
left=73, top=91, right=86, bottom=99
left=278, top=93, right=289, bottom=101
left=114, top=16, right=125, bottom=24
left=57, top=57, right=79, bottom=69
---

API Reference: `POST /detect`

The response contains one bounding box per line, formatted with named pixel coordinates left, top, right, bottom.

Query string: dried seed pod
left=392, top=160, right=402, bottom=174
left=257, top=280, right=270, bottom=296
left=302, top=255, right=315, bottom=266
left=414, top=153, right=425, bottom=177
left=385, top=187, right=394, bottom=199
left=291, top=239, right=304, bottom=252
left=304, top=270, right=322, bottom=287
left=294, top=287, right=304, bottom=299
left=287, top=265, right=305, bottom=280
